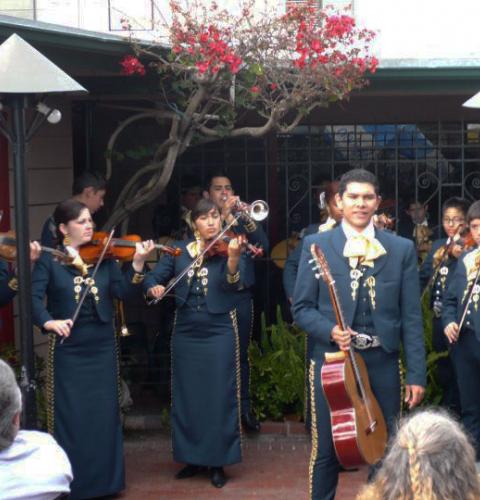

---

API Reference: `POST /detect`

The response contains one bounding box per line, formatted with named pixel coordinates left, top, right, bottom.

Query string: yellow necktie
left=343, top=234, right=387, bottom=269
left=71, top=254, right=89, bottom=277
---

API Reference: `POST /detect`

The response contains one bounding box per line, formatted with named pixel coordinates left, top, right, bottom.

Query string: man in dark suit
left=204, top=173, right=269, bottom=432
left=293, top=169, right=426, bottom=499
left=40, top=172, right=106, bottom=247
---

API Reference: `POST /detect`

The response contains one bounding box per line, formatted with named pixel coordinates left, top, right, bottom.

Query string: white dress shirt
left=0, top=430, right=72, bottom=500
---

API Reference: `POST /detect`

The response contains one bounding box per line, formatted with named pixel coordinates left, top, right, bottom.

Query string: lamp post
left=0, top=34, right=87, bottom=428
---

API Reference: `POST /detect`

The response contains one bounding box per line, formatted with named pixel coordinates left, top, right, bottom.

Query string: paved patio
left=122, top=429, right=368, bottom=499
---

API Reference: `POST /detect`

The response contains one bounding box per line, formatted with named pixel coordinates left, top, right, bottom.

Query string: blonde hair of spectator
left=356, top=408, right=480, bottom=500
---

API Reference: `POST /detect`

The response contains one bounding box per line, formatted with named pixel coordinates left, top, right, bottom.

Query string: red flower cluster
left=120, top=55, right=146, bottom=76
left=171, top=23, right=242, bottom=75
left=325, top=15, right=355, bottom=38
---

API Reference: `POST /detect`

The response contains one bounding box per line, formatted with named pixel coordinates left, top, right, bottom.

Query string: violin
left=205, top=231, right=263, bottom=258
left=373, top=212, right=395, bottom=231
left=78, top=231, right=181, bottom=264
left=0, top=230, right=72, bottom=264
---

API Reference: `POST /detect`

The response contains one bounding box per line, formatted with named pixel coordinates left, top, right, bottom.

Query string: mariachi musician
left=0, top=238, right=41, bottom=306
left=443, top=200, right=480, bottom=459
left=203, top=173, right=269, bottom=432
left=145, top=198, right=250, bottom=488
left=419, top=197, right=470, bottom=413
left=293, top=169, right=426, bottom=499
left=31, top=199, right=154, bottom=499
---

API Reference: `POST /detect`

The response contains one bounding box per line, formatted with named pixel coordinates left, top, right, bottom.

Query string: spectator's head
left=203, top=173, right=234, bottom=211
left=336, top=169, right=380, bottom=231
left=0, top=359, right=22, bottom=451
left=441, top=197, right=469, bottom=239
left=72, top=171, right=107, bottom=215
left=357, top=409, right=480, bottom=500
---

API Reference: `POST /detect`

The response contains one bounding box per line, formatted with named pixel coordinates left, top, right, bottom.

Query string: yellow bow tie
left=71, top=254, right=89, bottom=277
left=343, top=234, right=387, bottom=269
left=463, top=248, right=480, bottom=281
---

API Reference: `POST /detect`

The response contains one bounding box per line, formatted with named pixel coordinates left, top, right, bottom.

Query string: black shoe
left=175, top=464, right=200, bottom=479
left=241, top=412, right=261, bottom=433
left=210, top=467, right=227, bottom=488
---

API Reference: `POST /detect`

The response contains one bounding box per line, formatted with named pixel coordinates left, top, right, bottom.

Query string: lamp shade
left=0, top=33, right=87, bottom=94
left=463, top=90, right=480, bottom=109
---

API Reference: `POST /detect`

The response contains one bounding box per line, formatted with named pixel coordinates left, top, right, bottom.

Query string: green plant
left=0, top=342, right=47, bottom=429
left=249, top=306, right=305, bottom=421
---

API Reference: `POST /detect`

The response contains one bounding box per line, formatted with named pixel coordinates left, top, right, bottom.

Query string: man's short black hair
left=72, top=171, right=107, bottom=196
left=205, top=172, right=231, bottom=191
left=442, top=197, right=470, bottom=216
left=467, top=200, right=480, bottom=224
left=406, top=198, right=426, bottom=209
left=338, top=168, right=379, bottom=197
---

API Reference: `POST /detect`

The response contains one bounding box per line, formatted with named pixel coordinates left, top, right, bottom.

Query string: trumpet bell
left=249, top=200, right=269, bottom=221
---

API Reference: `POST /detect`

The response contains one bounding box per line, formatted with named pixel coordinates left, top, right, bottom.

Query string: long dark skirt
left=172, top=308, right=242, bottom=467
left=47, top=321, right=125, bottom=499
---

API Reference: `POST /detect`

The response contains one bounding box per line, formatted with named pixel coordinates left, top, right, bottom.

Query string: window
left=108, top=0, right=154, bottom=31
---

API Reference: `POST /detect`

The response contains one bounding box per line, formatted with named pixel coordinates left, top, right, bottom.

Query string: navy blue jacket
left=443, top=247, right=480, bottom=334
left=144, top=240, right=248, bottom=314
left=232, top=218, right=268, bottom=296
left=419, top=238, right=458, bottom=304
left=31, top=253, right=143, bottom=328
left=283, top=223, right=319, bottom=301
left=292, top=225, right=426, bottom=386
left=0, top=260, right=16, bottom=307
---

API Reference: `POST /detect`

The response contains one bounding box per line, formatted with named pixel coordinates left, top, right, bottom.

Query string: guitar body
left=321, top=351, right=387, bottom=469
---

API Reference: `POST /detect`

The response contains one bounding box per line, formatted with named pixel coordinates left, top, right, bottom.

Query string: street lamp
left=463, top=91, right=480, bottom=108
left=0, top=33, right=87, bottom=428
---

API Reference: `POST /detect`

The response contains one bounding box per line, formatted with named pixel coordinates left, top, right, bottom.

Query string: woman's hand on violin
left=147, top=285, right=165, bottom=300
left=44, top=319, right=73, bottom=338
left=132, top=240, right=155, bottom=272
left=29, top=241, right=42, bottom=262
left=444, top=322, right=459, bottom=343
left=227, top=237, right=242, bottom=259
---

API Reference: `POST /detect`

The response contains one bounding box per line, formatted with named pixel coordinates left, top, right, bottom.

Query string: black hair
left=204, top=172, right=230, bottom=191
left=338, top=169, right=379, bottom=197
left=442, top=197, right=470, bottom=216
left=467, top=200, right=480, bottom=224
left=191, top=198, right=219, bottom=222
left=72, top=171, right=107, bottom=196
left=406, top=198, right=426, bottom=209
left=53, top=199, right=88, bottom=245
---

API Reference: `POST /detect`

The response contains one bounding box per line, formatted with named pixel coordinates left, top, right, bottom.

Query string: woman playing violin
left=443, top=200, right=480, bottom=459
left=145, top=198, right=247, bottom=489
left=31, top=199, right=154, bottom=499
left=419, top=197, right=470, bottom=414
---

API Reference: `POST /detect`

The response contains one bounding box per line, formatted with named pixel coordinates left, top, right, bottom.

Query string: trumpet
left=222, top=197, right=269, bottom=222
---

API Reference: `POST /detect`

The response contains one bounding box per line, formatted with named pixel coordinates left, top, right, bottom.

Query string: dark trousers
left=450, top=328, right=480, bottom=459
left=309, top=347, right=401, bottom=500
left=432, top=317, right=461, bottom=414
left=236, top=298, right=253, bottom=415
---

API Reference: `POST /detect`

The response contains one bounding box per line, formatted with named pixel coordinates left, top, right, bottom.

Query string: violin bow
left=458, top=264, right=480, bottom=332
left=60, top=228, right=115, bottom=344
left=148, top=215, right=243, bottom=305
